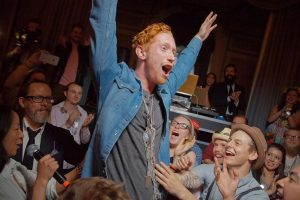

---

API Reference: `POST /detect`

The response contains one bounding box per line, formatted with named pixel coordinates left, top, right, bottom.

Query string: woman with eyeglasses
left=169, top=115, right=196, bottom=171
left=253, top=143, right=286, bottom=199
left=167, top=115, right=197, bottom=200
left=0, top=105, right=58, bottom=200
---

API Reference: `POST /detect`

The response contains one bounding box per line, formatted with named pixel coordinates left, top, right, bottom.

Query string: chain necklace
left=142, top=94, right=161, bottom=200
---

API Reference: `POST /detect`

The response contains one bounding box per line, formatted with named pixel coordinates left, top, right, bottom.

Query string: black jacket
left=209, top=82, right=246, bottom=116
left=13, top=122, right=86, bottom=173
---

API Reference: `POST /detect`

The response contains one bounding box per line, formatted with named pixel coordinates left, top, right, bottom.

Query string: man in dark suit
left=14, top=80, right=86, bottom=173
left=209, top=64, right=246, bottom=121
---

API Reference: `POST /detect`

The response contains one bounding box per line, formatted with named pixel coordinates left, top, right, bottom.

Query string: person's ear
left=135, top=45, right=147, bottom=60
left=64, top=91, right=67, bottom=97
left=249, top=150, right=258, bottom=162
left=19, top=97, right=26, bottom=108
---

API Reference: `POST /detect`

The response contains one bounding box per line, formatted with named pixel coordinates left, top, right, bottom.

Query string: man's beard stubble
left=25, top=107, right=50, bottom=124
left=284, top=144, right=299, bottom=156
left=225, top=75, right=236, bottom=86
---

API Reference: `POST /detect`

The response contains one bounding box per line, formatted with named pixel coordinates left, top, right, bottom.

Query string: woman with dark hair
left=266, top=87, right=300, bottom=144
left=192, top=72, right=216, bottom=108
left=0, top=105, right=58, bottom=200
left=253, top=143, right=286, bottom=198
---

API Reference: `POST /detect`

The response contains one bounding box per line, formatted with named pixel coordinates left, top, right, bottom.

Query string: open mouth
left=171, top=131, right=179, bottom=137
left=162, top=65, right=172, bottom=77
left=225, top=150, right=235, bottom=157
left=266, top=161, right=277, bottom=168
left=214, top=154, right=223, bottom=158
left=276, top=191, right=283, bottom=199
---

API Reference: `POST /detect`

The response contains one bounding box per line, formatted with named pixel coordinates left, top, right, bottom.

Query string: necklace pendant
left=143, top=131, right=149, bottom=144
left=145, top=175, right=152, bottom=188
left=73, top=120, right=79, bottom=128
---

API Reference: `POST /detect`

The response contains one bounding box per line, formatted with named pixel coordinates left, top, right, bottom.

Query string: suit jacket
left=13, top=122, right=86, bottom=173
left=209, top=82, right=246, bottom=116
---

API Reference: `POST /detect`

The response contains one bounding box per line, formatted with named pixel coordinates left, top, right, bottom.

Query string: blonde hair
left=171, top=115, right=196, bottom=158
left=132, top=22, right=172, bottom=49
left=173, top=115, right=195, bottom=140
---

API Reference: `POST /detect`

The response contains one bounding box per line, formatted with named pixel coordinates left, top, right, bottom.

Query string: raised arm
left=267, top=105, right=281, bottom=123
left=195, top=12, right=218, bottom=42
left=167, top=12, right=217, bottom=95
left=155, top=162, right=197, bottom=200
left=31, top=155, right=59, bottom=200
left=90, top=0, right=119, bottom=83
left=4, top=50, right=43, bottom=89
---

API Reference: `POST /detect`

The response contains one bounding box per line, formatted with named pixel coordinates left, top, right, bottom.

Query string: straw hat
left=212, top=127, right=231, bottom=142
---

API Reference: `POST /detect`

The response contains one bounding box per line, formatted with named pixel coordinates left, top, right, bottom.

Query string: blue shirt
left=82, top=0, right=203, bottom=178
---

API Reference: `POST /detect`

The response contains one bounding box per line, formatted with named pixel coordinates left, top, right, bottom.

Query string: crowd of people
left=0, top=0, right=300, bottom=200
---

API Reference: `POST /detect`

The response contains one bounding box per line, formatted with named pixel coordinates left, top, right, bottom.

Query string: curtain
left=1, top=0, right=92, bottom=55
left=247, top=3, right=300, bottom=129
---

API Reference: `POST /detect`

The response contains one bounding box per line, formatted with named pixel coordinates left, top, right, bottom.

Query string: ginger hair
left=132, top=22, right=172, bottom=49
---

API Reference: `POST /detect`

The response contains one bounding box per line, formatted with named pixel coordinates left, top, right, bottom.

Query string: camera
left=281, top=107, right=292, bottom=119
left=15, top=28, right=40, bottom=48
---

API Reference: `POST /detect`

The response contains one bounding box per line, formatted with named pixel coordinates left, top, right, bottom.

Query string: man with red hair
left=82, top=0, right=217, bottom=199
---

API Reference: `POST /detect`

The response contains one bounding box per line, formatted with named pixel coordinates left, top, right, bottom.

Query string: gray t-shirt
left=106, top=91, right=165, bottom=200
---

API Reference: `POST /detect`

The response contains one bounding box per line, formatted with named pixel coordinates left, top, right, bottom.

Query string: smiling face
left=224, top=130, right=258, bottom=169
left=224, top=66, right=236, bottom=85
left=2, top=111, right=23, bottom=157
left=213, top=139, right=227, bottom=163
left=65, top=83, right=83, bottom=105
left=283, top=129, right=300, bottom=154
left=264, top=147, right=283, bottom=171
left=169, top=116, right=192, bottom=148
left=285, top=90, right=298, bottom=105
left=277, top=165, right=300, bottom=200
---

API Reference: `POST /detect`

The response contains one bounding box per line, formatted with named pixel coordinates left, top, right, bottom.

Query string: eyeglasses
left=25, top=96, right=54, bottom=104
left=284, top=135, right=300, bottom=141
left=170, top=121, right=190, bottom=129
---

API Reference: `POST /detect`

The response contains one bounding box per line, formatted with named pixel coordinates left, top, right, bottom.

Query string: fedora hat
left=212, top=127, right=231, bottom=142
left=231, top=124, right=267, bottom=170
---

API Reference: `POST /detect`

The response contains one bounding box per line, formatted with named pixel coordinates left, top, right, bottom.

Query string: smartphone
left=39, top=52, right=60, bottom=66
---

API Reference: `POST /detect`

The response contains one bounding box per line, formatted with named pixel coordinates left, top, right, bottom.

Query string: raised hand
left=82, top=113, right=95, bottom=127
left=36, top=154, right=59, bottom=184
left=196, top=12, right=218, bottom=41
left=266, top=174, right=279, bottom=196
left=230, top=91, right=241, bottom=103
left=172, top=152, right=196, bottom=172
left=174, top=136, right=196, bottom=157
left=155, top=162, right=196, bottom=200
left=24, top=50, right=47, bottom=68
left=32, top=155, right=59, bottom=200
left=214, top=157, right=239, bottom=200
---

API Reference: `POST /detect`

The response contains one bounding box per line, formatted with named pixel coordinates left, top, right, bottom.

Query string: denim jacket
left=82, top=0, right=203, bottom=177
